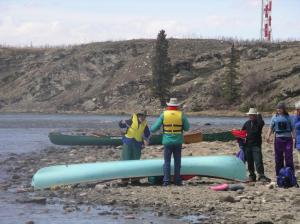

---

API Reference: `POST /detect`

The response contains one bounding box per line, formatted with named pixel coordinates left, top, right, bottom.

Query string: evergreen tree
left=152, top=30, right=172, bottom=106
left=222, top=43, right=240, bottom=103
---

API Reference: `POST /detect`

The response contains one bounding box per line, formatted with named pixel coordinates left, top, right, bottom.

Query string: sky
left=0, top=0, right=299, bottom=46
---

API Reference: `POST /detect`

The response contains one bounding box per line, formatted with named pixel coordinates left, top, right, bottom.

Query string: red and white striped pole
left=261, top=0, right=272, bottom=41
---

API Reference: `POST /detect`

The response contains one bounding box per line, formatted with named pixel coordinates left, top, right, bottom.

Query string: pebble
left=292, top=199, right=300, bottom=206
left=266, top=182, right=275, bottom=189
left=25, top=221, right=34, bottom=224
left=12, top=174, right=20, bottom=179
left=219, top=195, right=236, bottom=203
left=98, top=211, right=112, bottom=215
left=16, top=196, right=47, bottom=205
left=124, top=215, right=135, bottom=219
left=280, top=214, right=294, bottom=220
left=236, top=189, right=243, bottom=194
left=155, top=211, right=163, bottom=216
left=95, top=184, right=107, bottom=191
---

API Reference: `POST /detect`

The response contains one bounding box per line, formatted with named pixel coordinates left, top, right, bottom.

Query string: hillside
left=0, top=39, right=299, bottom=114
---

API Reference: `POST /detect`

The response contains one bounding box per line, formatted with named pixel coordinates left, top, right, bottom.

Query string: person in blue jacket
left=267, top=102, right=295, bottom=176
left=293, top=101, right=300, bottom=168
left=150, top=98, right=190, bottom=186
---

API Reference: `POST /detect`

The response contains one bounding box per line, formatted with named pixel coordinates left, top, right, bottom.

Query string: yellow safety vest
left=125, top=113, right=147, bottom=142
left=163, top=110, right=183, bottom=134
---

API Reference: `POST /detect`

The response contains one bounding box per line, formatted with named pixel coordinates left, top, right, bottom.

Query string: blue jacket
left=270, top=114, right=293, bottom=137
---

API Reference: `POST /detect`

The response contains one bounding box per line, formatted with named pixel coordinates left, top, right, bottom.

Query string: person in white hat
left=150, top=98, right=190, bottom=186
left=293, top=101, right=300, bottom=167
left=242, top=108, right=270, bottom=182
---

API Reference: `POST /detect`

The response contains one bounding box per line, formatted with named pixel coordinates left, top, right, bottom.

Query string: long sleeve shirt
left=150, top=111, right=190, bottom=145
left=242, top=114, right=264, bottom=147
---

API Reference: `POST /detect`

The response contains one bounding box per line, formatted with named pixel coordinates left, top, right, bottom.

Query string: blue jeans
left=163, top=144, right=182, bottom=184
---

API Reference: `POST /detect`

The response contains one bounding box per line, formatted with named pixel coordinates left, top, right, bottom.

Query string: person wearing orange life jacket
left=119, top=110, right=150, bottom=185
left=150, top=98, right=190, bottom=186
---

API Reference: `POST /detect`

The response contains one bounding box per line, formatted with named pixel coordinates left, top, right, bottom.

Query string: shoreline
left=0, top=109, right=276, bottom=118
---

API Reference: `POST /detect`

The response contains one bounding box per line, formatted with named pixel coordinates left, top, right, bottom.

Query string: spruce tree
left=222, top=43, right=240, bottom=103
left=152, top=30, right=172, bottom=106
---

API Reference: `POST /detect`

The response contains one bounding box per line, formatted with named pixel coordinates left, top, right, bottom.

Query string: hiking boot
left=258, top=175, right=271, bottom=183
left=131, top=180, right=141, bottom=186
left=119, top=179, right=129, bottom=187
left=175, top=181, right=182, bottom=186
left=247, top=176, right=256, bottom=182
left=162, top=182, right=169, bottom=187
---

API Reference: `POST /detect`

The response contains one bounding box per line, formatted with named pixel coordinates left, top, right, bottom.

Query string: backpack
left=277, top=167, right=298, bottom=188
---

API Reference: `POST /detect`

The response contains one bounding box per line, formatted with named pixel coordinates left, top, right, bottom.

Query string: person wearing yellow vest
left=119, top=110, right=150, bottom=185
left=150, top=98, right=190, bottom=186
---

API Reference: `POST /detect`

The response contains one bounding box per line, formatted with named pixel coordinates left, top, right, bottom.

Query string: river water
left=0, top=113, right=267, bottom=155
left=0, top=113, right=271, bottom=224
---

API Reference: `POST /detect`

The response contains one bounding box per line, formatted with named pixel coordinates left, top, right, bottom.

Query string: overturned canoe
left=32, top=155, right=246, bottom=189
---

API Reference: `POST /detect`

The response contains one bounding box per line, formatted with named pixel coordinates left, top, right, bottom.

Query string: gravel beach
left=1, top=128, right=299, bottom=224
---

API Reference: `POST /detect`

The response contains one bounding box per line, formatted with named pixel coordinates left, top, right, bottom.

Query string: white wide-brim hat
left=246, top=108, right=258, bottom=115
left=166, top=98, right=180, bottom=107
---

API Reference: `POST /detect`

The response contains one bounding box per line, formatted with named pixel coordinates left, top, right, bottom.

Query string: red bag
left=231, top=129, right=247, bottom=139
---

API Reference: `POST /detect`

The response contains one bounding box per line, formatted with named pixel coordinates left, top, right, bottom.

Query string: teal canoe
left=49, top=131, right=233, bottom=146
left=32, top=155, right=246, bottom=189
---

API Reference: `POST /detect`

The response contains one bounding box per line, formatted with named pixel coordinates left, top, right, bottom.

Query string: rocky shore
left=1, top=129, right=300, bottom=224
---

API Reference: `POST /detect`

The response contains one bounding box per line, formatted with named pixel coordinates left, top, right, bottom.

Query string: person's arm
left=290, top=117, right=295, bottom=140
left=182, top=114, right=190, bottom=132
left=119, top=119, right=132, bottom=128
left=242, top=122, right=247, bottom=130
left=150, top=114, right=163, bottom=133
left=266, top=127, right=273, bottom=143
left=266, top=116, right=275, bottom=143
left=143, top=125, right=151, bottom=145
left=257, top=114, right=265, bottom=128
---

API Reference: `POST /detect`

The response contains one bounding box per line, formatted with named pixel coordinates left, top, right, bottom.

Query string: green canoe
left=203, top=131, right=235, bottom=142
left=32, top=155, right=246, bottom=189
left=49, top=132, right=162, bottom=146
left=49, top=131, right=234, bottom=146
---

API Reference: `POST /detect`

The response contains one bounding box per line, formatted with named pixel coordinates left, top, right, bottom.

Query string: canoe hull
left=49, top=132, right=162, bottom=146
left=49, top=131, right=215, bottom=146
left=32, top=155, right=246, bottom=189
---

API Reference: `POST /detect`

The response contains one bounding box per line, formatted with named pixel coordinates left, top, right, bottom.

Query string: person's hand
left=144, top=140, right=149, bottom=146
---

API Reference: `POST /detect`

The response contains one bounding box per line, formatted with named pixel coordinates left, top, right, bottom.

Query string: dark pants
left=121, top=142, right=141, bottom=183
left=163, top=144, right=182, bottom=184
left=244, top=145, right=265, bottom=178
left=121, top=142, right=141, bottom=160
left=274, top=137, right=294, bottom=176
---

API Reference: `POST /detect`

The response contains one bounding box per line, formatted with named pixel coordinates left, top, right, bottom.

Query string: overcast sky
left=0, top=0, right=299, bottom=46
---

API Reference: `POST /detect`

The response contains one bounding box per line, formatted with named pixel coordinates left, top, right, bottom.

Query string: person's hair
left=276, top=109, right=289, bottom=116
left=283, top=110, right=289, bottom=116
